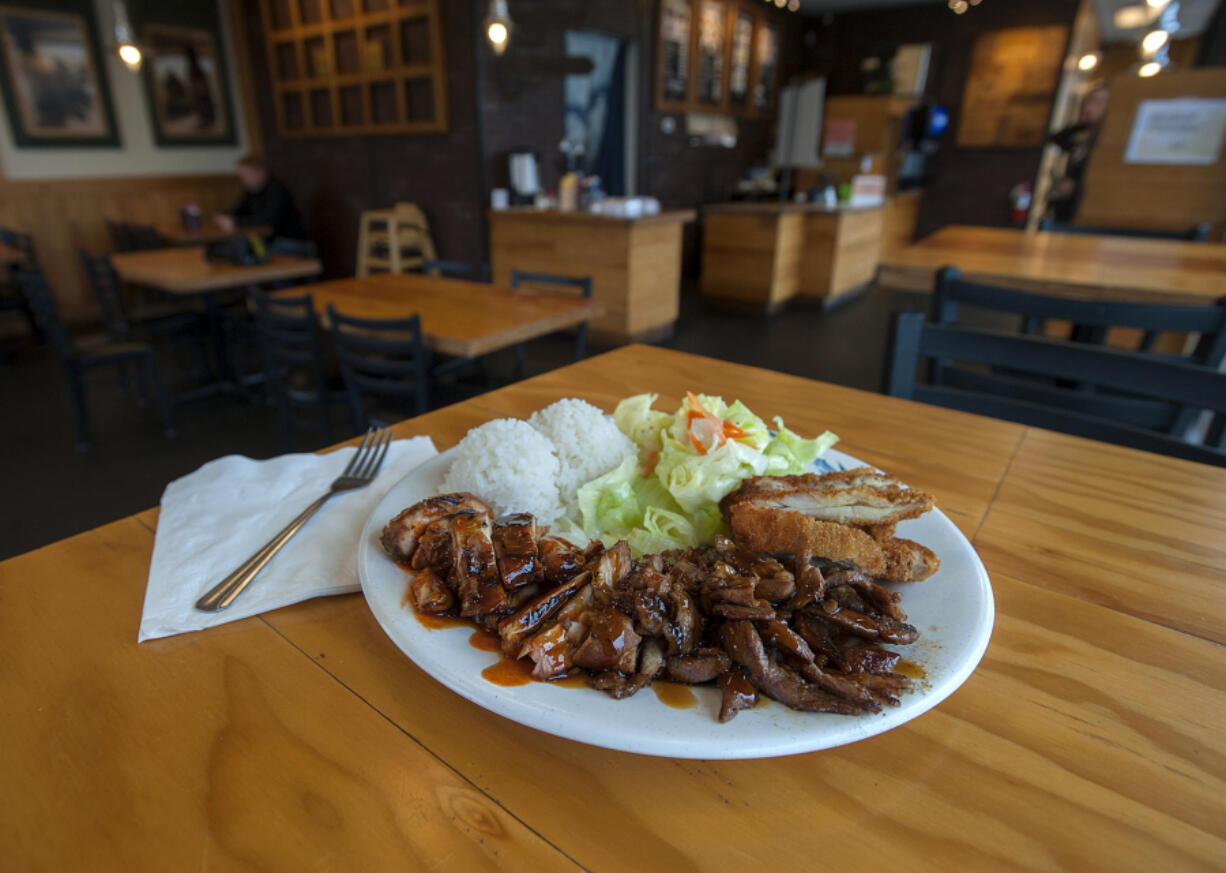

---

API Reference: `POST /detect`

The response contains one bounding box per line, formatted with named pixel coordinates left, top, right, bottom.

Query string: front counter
left=488, top=208, right=696, bottom=344
left=700, top=201, right=885, bottom=312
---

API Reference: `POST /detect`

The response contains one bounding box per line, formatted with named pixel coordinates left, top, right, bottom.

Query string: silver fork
left=195, top=427, right=394, bottom=612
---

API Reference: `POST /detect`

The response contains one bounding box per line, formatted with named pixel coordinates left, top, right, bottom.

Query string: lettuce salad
left=551, top=393, right=838, bottom=556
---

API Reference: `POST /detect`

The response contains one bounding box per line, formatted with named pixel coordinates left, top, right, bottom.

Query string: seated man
left=214, top=154, right=307, bottom=241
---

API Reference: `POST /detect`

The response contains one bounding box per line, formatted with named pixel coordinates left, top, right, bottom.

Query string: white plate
left=357, top=448, right=994, bottom=759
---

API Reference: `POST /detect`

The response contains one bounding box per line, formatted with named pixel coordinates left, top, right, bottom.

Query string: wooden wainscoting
left=0, top=174, right=241, bottom=322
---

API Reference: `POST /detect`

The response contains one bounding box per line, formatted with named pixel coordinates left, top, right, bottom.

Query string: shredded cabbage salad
left=551, top=393, right=838, bottom=556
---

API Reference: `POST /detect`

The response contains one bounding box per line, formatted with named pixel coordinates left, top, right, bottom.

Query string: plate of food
left=357, top=395, right=993, bottom=758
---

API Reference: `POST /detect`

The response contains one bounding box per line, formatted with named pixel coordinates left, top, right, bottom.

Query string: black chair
left=328, top=305, right=429, bottom=430
left=885, top=311, right=1226, bottom=467
left=1038, top=218, right=1212, bottom=242
left=0, top=228, right=42, bottom=346
left=107, top=221, right=165, bottom=252
left=931, top=267, right=1226, bottom=440
left=251, top=290, right=353, bottom=450
left=509, top=269, right=594, bottom=377
left=419, top=259, right=491, bottom=282
left=13, top=266, right=175, bottom=451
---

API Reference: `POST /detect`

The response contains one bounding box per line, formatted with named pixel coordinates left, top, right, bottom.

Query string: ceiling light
left=1114, top=4, right=1156, bottom=28
left=485, top=0, right=512, bottom=55
left=1138, top=60, right=1162, bottom=76
left=1077, top=52, right=1100, bottom=71
left=788, top=0, right=800, bottom=10
left=774, top=0, right=787, bottom=8
left=112, top=0, right=141, bottom=71
left=1141, top=28, right=1169, bottom=53
left=949, top=0, right=968, bottom=12
left=1146, top=0, right=1167, bottom=7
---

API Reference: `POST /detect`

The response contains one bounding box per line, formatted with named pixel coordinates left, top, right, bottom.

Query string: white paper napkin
left=139, top=436, right=437, bottom=642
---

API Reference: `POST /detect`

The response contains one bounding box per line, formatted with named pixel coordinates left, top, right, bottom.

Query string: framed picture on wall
left=0, top=3, right=119, bottom=146
left=140, top=21, right=235, bottom=146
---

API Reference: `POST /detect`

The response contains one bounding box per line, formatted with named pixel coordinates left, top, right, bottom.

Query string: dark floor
left=0, top=282, right=928, bottom=560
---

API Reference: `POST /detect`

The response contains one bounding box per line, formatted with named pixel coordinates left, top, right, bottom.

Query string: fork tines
left=343, top=426, right=393, bottom=481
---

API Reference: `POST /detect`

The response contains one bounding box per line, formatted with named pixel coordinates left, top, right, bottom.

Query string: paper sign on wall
left=824, top=119, right=856, bottom=157
left=1124, top=98, right=1226, bottom=165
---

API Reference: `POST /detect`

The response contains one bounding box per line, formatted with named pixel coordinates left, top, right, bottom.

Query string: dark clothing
left=1047, top=122, right=1099, bottom=222
left=232, top=177, right=307, bottom=241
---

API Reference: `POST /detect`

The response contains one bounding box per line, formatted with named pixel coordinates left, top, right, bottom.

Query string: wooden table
left=878, top=224, right=1226, bottom=304
left=702, top=202, right=884, bottom=312
left=286, top=272, right=604, bottom=358
left=111, top=245, right=321, bottom=294
left=112, top=246, right=322, bottom=402
left=488, top=207, right=694, bottom=344
left=3, top=345, right=1223, bottom=871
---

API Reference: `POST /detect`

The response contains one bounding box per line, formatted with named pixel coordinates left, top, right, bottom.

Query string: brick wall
left=244, top=0, right=804, bottom=276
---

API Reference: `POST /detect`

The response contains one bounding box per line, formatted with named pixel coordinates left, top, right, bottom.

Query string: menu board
left=956, top=25, right=1067, bottom=148
left=753, top=22, right=778, bottom=113
left=695, top=0, right=726, bottom=106
left=729, top=10, right=753, bottom=108
left=659, top=0, right=692, bottom=105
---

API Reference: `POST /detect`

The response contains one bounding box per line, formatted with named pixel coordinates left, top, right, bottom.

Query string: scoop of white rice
left=441, top=418, right=563, bottom=522
left=529, top=398, right=636, bottom=504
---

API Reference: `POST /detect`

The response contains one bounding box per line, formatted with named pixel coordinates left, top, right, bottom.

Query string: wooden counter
left=701, top=202, right=884, bottom=311
left=488, top=208, right=695, bottom=344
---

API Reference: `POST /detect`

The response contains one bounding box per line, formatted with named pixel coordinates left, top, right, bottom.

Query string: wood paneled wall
left=1078, top=68, right=1226, bottom=240
left=0, top=175, right=241, bottom=322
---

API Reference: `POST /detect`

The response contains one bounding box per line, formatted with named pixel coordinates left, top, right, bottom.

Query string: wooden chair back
left=885, top=310, right=1226, bottom=467
left=327, top=305, right=429, bottom=429
left=355, top=203, right=438, bottom=276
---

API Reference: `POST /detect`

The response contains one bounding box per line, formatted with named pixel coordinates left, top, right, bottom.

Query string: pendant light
left=485, top=0, right=512, bottom=56
left=113, top=0, right=141, bottom=71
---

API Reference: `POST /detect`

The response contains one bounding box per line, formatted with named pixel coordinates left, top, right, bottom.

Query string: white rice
left=441, top=418, right=563, bottom=522
left=529, top=399, right=636, bottom=504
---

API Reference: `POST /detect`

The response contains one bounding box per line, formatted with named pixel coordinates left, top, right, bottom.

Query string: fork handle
left=195, top=492, right=334, bottom=612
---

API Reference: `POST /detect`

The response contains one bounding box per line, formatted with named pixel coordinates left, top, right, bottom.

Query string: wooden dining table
left=111, top=245, right=322, bottom=294
left=878, top=224, right=1226, bottom=304
left=2, top=345, right=1222, bottom=871
left=282, top=271, right=604, bottom=358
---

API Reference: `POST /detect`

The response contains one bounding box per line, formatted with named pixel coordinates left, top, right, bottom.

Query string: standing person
left=214, top=154, right=308, bottom=241
left=1046, top=84, right=1109, bottom=223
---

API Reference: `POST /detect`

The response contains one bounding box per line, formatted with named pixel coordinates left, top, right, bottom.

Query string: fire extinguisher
left=1009, top=182, right=1032, bottom=226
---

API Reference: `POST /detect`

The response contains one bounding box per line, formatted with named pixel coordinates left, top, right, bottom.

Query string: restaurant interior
left=2, top=0, right=1224, bottom=867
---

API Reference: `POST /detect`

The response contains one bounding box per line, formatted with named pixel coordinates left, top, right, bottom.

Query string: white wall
left=0, top=0, right=249, bottom=180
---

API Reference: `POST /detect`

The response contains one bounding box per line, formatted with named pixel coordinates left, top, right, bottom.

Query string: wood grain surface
left=488, top=209, right=691, bottom=342
left=4, top=345, right=1224, bottom=871
left=878, top=225, right=1226, bottom=303
left=111, top=246, right=322, bottom=295
left=285, top=273, right=604, bottom=358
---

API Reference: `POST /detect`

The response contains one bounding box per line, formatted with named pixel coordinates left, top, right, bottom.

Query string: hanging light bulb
left=112, top=0, right=141, bottom=71
left=485, top=0, right=512, bottom=56
left=1141, top=28, right=1169, bottom=54
left=948, top=0, right=969, bottom=13
left=1077, top=52, right=1100, bottom=71
left=787, top=0, right=800, bottom=9
left=1138, top=60, right=1162, bottom=76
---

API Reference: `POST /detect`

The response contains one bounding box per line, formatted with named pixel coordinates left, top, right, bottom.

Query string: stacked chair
left=355, top=203, right=437, bottom=275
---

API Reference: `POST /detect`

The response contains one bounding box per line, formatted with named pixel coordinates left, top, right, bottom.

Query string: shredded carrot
left=642, top=448, right=661, bottom=477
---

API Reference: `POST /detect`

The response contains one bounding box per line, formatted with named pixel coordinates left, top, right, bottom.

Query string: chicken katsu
left=382, top=467, right=942, bottom=722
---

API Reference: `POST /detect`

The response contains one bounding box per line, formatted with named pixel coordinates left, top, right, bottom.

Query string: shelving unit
left=655, top=0, right=781, bottom=120
left=259, top=0, right=447, bottom=137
